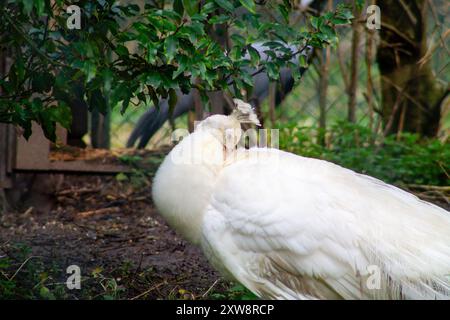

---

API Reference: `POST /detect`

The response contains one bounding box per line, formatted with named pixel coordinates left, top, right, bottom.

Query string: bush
left=279, top=121, right=450, bottom=186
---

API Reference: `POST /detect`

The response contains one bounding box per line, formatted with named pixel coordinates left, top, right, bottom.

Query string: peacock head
left=195, top=99, right=260, bottom=150
left=231, top=98, right=261, bottom=126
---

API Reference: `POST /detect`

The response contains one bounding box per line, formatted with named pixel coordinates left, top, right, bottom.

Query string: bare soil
left=0, top=159, right=229, bottom=299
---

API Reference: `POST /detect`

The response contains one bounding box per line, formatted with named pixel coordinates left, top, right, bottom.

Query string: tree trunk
left=348, top=5, right=362, bottom=123
left=318, top=45, right=330, bottom=145
left=67, top=82, right=88, bottom=148
left=376, top=0, right=445, bottom=137
left=365, top=25, right=375, bottom=135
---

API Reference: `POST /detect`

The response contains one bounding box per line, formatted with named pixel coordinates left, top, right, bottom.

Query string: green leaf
left=164, top=36, right=178, bottom=62
left=208, top=15, right=229, bottom=25
left=146, top=43, right=158, bottom=64
left=262, top=41, right=284, bottom=49
left=82, top=61, right=97, bottom=82
left=102, top=69, right=113, bottom=92
left=238, top=0, right=256, bottom=13
left=277, top=4, right=289, bottom=23
left=355, top=0, right=365, bottom=11
left=265, top=62, right=279, bottom=80
left=191, top=12, right=207, bottom=21
left=173, top=0, right=184, bottom=17
left=21, top=0, right=33, bottom=14
left=311, top=16, right=324, bottom=30
left=336, top=4, right=354, bottom=20
left=115, top=45, right=129, bottom=57
left=200, top=2, right=216, bottom=15
left=32, top=72, right=54, bottom=93
left=288, top=62, right=301, bottom=81
left=214, top=0, right=234, bottom=12
left=241, top=71, right=254, bottom=87
left=173, top=65, right=186, bottom=79
left=298, top=55, right=308, bottom=68
left=110, top=82, right=128, bottom=107
left=168, top=88, right=178, bottom=118
left=229, top=46, right=243, bottom=61
left=182, top=0, right=198, bottom=16
left=231, top=34, right=246, bottom=47
left=49, top=102, right=72, bottom=130
left=247, top=46, right=260, bottom=65
left=145, top=73, right=162, bottom=87
left=121, top=92, right=131, bottom=114
left=35, top=0, right=45, bottom=16
left=196, top=62, right=207, bottom=77
left=39, top=286, right=56, bottom=300
left=116, top=172, right=128, bottom=182
left=15, top=55, right=25, bottom=84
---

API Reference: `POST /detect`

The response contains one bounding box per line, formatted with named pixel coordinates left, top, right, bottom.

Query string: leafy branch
left=0, top=0, right=354, bottom=140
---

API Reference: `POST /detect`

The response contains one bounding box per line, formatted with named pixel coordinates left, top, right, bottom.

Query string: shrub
left=279, top=121, right=449, bottom=186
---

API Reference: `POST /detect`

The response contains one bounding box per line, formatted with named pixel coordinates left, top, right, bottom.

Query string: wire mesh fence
left=108, top=0, right=449, bottom=150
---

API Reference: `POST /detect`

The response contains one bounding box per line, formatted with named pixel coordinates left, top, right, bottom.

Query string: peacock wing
left=201, top=149, right=450, bottom=300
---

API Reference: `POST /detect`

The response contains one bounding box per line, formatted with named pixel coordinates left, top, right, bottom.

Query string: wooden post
left=90, top=110, right=111, bottom=149
left=0, top=124, right=14, bottom=189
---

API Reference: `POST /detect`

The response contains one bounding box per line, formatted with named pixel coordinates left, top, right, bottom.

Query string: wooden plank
left=14, top=160, right=129, bottom=173
left=55, top=124, right=67, bottom=145
left=0, top=124, right=6, bottom=178
left=0, top=50, right=14, bottom=188
left=15, top=122, right=50, bottom=170
left=0, top=124, right=8, bottom=187
left=6, top=124, right=16, bottom=173
left=13, top=121, right=129, bottom=174
left=49, top=160, right=129, bottom=173
left=0, top=125, right=13, bottom=188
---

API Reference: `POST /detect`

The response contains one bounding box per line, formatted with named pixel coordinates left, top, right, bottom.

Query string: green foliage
left=116, top=154, right=164, bottom=188
left=0, top=0, right=353, bottom=140
left=0, top=244, right=256, bottom=300
left=0, top=243, right=157, bottom=300
left=209, top=283, right=258, bottom=300
left=0, top=243, right=67, bottom=299
left=280, top=121, right=450, bottom=186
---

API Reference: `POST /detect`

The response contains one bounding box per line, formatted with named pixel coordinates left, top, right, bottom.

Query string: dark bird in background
left=126, top=44, right=312, bottom=149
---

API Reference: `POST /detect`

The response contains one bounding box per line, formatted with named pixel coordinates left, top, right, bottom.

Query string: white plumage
left=152, top=99, right=450, bottom=300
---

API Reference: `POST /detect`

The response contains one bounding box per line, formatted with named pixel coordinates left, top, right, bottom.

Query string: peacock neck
left=152, top=131, right=226, bottom=244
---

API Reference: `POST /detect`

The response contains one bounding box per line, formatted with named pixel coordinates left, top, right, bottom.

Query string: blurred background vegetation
left=106, top=0, right=449, bottom=188
left=1, top=0, right=449, bottom=188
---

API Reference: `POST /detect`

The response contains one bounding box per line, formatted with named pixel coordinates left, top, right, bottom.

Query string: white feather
left=152, top=108, right=450, bottom=300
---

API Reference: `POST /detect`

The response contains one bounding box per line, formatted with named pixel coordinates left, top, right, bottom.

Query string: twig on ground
left=23, top=207, right=33, bottom=215
left=9, top=256, right=41, bottom=281
left=202, top=279, right=221, bottom=298
left=76, top=207, right=121, bottom=220
left=131, top=281, right=167, bottom=300
left=56, top=187, right=101, bottom=197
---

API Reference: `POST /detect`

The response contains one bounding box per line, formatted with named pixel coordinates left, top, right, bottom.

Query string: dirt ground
left=1, top=149, right=448, bottom=300
left=0, top=153, right=233, bottom=300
